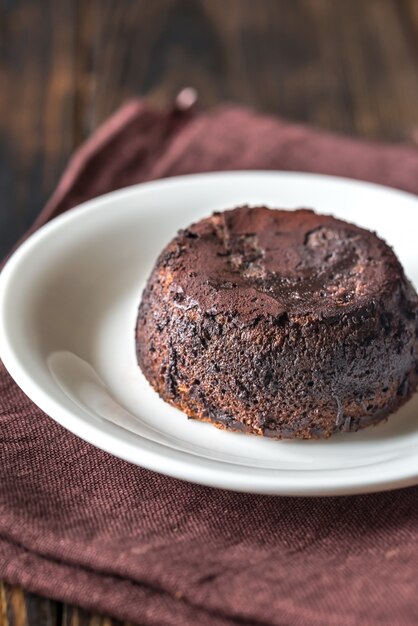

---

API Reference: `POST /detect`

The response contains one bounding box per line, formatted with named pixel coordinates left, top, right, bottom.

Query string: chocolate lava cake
left=136, top=207, right=418, bottom=439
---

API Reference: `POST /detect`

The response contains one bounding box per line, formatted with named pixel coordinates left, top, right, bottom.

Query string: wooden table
left=1, top=0, right=418, bottom=624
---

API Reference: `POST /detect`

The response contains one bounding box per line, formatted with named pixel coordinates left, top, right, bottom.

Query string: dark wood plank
left=1, top=583, right=59, bottom=626
left=0, top=582, right=9, bottom=626
left=2, top=0, right=418, bottom=258
left=60, top=0, right=418, bottom=142
left=1, top=583, right=135, bottom=626
left=80, top=0, right=175, bottom=125
left=61, top=603, right=131, bottom=626
left=0, top=0, right=76, bottom=257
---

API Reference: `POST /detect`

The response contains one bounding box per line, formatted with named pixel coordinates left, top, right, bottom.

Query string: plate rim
left=1, top=170, right=418, bottom=496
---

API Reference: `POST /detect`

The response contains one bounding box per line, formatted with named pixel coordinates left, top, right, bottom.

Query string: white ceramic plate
left=1, top=172, right=417, bottom=496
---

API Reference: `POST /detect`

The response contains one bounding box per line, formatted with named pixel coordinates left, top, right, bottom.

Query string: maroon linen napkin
left=1, top=98, right=418, bottom=626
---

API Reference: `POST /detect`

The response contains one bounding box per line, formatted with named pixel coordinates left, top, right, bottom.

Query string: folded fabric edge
left=0, top=537, right=257, bottom=626
left=1, top=97, right=196, bottom=268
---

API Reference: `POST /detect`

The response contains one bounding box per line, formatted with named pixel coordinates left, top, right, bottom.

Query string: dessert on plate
left=136, top=206, right=418, bottom=439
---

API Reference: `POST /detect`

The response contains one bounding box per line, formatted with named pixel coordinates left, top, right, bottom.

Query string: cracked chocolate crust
left=136, top=206, right=418, bottom=439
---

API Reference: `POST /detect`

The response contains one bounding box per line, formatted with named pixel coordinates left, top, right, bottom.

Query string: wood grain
left=1, top=583, right=134, bottom=626
left=1, top=0, right=418, bottom=624
left=0, top=0, right=76, bottom=256
left=1, top=0, right=418, bottom=258
left=1, top=583, right=59, bottom=626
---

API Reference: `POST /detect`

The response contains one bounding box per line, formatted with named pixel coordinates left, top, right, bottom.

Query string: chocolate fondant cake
left=136, top=207, right=418, bottom=439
